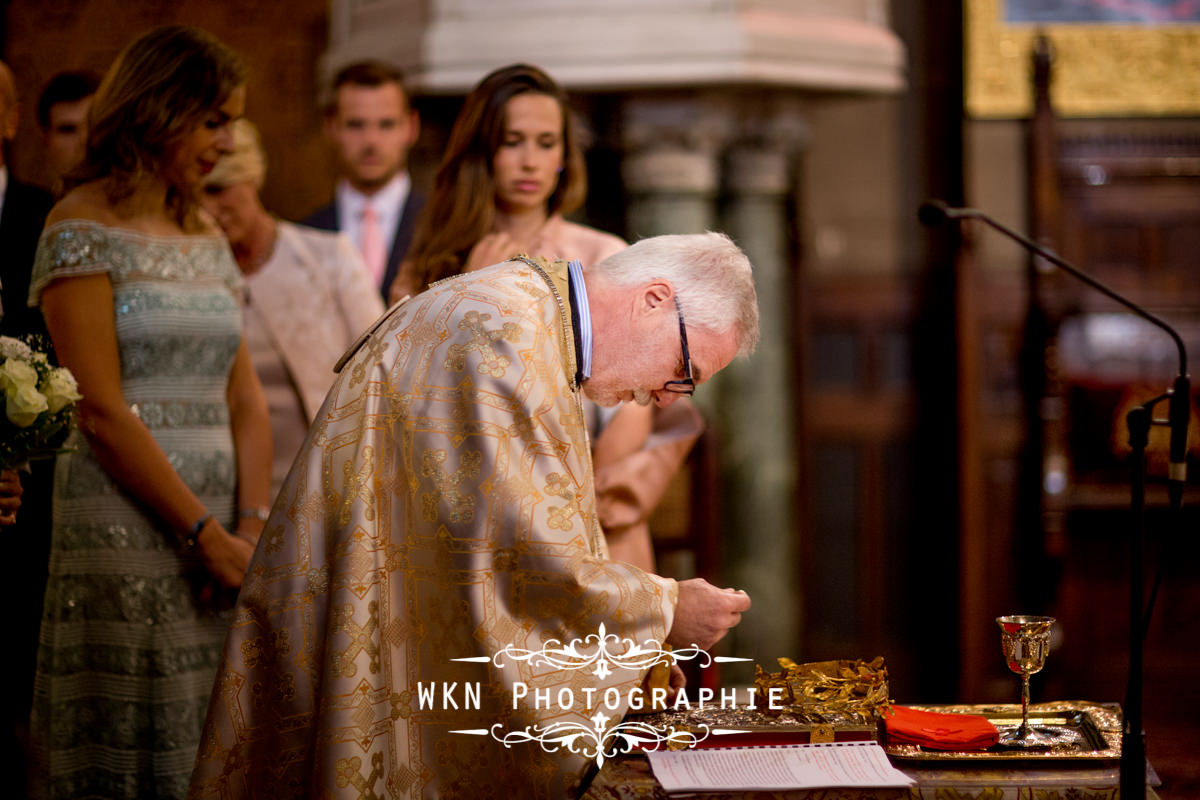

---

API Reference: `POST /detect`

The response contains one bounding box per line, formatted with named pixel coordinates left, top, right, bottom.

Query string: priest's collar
left=567, top=259, right=592, bottom=386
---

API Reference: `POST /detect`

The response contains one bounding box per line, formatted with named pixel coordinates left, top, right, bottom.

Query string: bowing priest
left=189, top=232, right=758, bottom=799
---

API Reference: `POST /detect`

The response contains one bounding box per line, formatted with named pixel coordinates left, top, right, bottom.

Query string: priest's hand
left=664, top=663, right=686, bottom=704
left=667, top=578, right=751, bottom=650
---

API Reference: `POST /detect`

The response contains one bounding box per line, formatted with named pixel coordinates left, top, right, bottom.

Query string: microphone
left=922, top=198, right=1188, bottom=800
left=919, top=199, right=1190, bottom=503
left=1169, top=374, right=1190, bottom=506
left=916, top=199, right=971, bottom=227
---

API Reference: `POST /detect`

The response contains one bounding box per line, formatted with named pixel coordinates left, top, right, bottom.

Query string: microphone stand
left=919, top=200, right=1189, bottom=799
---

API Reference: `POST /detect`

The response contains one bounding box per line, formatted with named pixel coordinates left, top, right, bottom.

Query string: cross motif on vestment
left=444, top=310, right=522, bottom=378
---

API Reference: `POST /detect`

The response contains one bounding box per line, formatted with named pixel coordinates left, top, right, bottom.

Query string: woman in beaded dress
left=27, top=27, right=270, bottom=800
left=388, top=64, right=702, bottom=571
left=200, top=119, right=385, bottom=498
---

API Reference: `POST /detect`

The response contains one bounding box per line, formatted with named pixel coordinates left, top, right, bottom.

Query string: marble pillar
left=621, top=96, right=805, bottom=677
left=323, top=1, right=906, bottom=96
left=618, top=96, right=723, bottom=581
left=717, top=110, right=806, bottom=679
left=620, top=96, right=732, bottom=238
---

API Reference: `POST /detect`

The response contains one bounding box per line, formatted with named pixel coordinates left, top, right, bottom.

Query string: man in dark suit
left=37, top=69, right=99, bottom=193
left=0, top=61, right=54, bottom=342
left=305, top=61, right=424, bottom=302
left=0, top=59, right=55, bottom=798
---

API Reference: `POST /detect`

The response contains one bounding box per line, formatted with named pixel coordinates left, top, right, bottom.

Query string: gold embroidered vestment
left=189, top=257, right=678, bottom=798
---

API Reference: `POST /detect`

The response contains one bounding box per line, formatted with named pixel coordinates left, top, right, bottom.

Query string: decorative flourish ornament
left=456, top=622, right=710, bottom=679
left=450, top=624, right=753, bottom=765
left=483, top=717, right=718, bottom=768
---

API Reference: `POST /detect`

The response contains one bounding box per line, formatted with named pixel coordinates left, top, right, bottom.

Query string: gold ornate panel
left=967, top=0, right=1200, bottom=117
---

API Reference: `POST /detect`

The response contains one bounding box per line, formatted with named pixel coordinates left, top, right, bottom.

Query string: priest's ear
left=638, top=281, right=674, bottom=313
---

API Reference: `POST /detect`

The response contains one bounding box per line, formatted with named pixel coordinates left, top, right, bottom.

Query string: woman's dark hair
left=407, top=63, right=586, bottom=290
left=67, top=26, right=246, bottom=224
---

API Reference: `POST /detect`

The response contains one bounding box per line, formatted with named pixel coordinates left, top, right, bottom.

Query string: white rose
left=0, top=358, right=39, bottom=397
left=7, top=383, right=48, bottom=427
left=42, top=368, right=83, bottom=414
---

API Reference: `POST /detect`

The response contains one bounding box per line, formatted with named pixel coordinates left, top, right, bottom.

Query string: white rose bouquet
left=0, top=336, right=81, bottom=469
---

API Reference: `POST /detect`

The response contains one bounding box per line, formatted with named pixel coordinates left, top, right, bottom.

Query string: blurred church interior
left=4, top=0, right=1198, bottom=793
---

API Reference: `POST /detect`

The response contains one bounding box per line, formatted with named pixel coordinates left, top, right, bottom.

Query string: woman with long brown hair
left=390, top=64, right=701, bottom=571
left=28, top=26, right=269, bottom=799
left=391, top=63, right=621, bottom=295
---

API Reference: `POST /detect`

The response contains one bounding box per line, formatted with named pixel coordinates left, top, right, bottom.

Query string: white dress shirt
left=335, top=172, right=411, bottom=286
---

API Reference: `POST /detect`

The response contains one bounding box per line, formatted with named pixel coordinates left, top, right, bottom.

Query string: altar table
left=581, top=702, right=1160, bottom=800
left=582, top=754, right=1160, bottom=799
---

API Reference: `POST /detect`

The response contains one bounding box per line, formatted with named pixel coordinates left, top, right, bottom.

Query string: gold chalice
left=996, top=615, right=1059, bottom=747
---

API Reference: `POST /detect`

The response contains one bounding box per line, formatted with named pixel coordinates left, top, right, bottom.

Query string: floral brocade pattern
left=28, top=221, right=243, bottom=800
left=189, top=258, right=678, bottom=799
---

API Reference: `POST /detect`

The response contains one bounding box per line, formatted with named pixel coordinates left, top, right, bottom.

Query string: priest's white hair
left=593, top=231, right=760, bottom=357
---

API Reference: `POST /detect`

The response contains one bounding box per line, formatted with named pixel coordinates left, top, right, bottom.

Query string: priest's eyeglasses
left=662, top=298, right=696, bottom=396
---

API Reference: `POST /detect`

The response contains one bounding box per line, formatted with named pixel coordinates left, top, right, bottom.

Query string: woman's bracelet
left=239, top=506, right=270, bottom=522
left=184, top=511, right=213, bottom=550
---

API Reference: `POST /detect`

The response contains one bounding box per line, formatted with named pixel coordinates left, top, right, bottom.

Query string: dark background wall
left=3, top=0, right=332, bottom=221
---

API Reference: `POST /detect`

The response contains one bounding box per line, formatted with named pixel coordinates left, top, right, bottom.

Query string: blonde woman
left=202, top=119, right=384, bottom=497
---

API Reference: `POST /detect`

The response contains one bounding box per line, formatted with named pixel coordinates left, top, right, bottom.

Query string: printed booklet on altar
left=646, top=741, right=914, bottom=794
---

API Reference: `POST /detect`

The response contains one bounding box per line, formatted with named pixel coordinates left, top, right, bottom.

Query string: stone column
left=621, top=94, right=806, bottom=679
left=717, top=103, right=808, bottom=681
left=616, top=96, right=726, bottom=582
left=620, top=96, right=733, bottom=237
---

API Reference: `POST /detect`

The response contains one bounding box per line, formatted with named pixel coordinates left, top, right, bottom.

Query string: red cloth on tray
left=884, top=705, right=999, bottom=750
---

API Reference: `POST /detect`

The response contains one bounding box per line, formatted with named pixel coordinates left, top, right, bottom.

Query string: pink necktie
left=361, top=205, right=386, bottom=287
